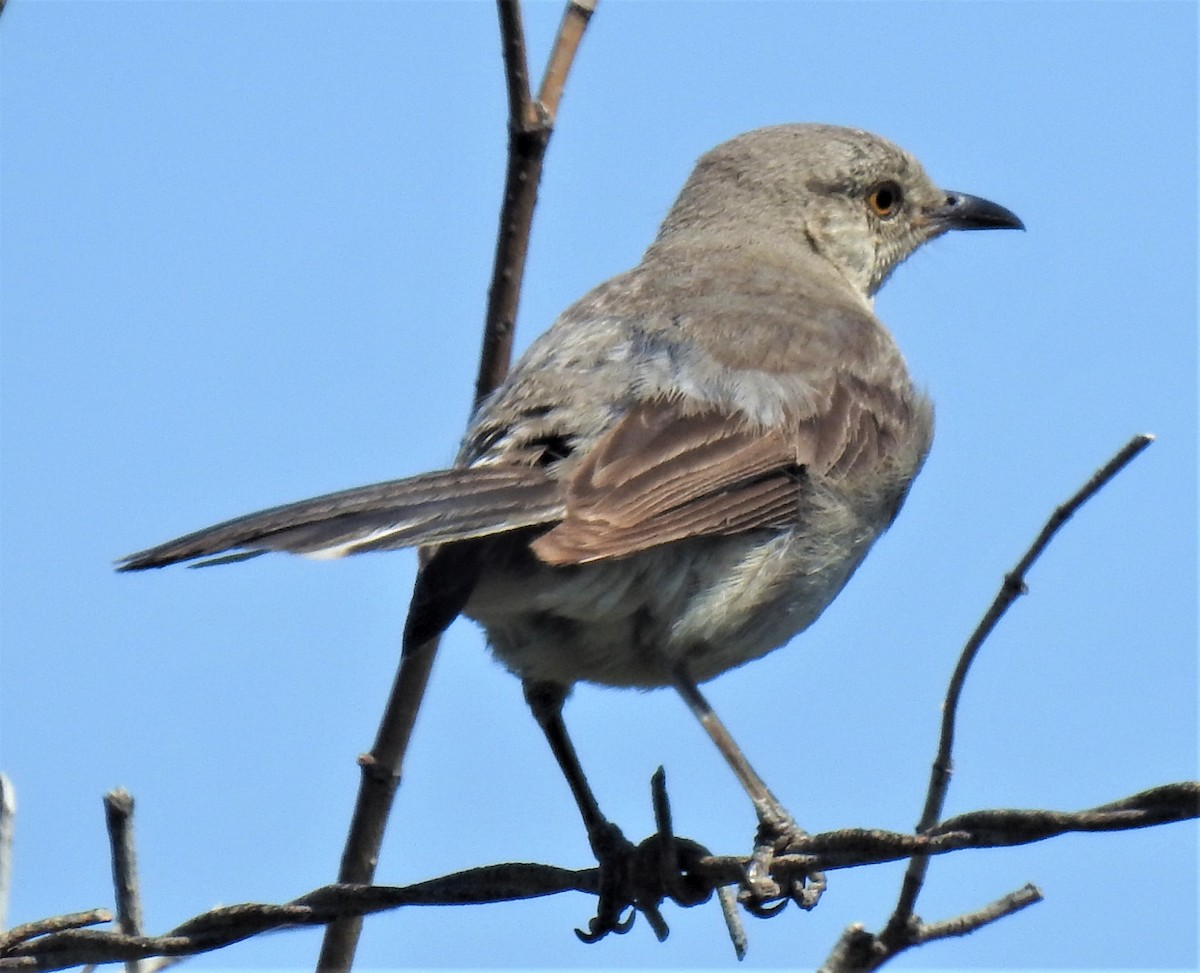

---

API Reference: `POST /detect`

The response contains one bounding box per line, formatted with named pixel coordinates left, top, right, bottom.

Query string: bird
left=119, top=123, right=1022, bottom=925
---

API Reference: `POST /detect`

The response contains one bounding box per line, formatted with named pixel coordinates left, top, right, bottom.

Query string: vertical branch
left=497, top=0, right=535, bottom=130
left=475, top=0, right=597, bottom=405
left=316, top=4, right=598, bottom=971
left=102, top=789, right=144, bottom=973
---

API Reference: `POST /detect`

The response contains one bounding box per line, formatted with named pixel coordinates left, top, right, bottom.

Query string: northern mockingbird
left=120, top=123, right=1021, bottom=925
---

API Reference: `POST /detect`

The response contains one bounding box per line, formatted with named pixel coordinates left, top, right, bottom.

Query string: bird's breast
left=464, top=481, right=890, bottom=689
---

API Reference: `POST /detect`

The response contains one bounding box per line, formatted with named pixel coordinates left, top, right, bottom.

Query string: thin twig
left=474, top=0, right=596, bottom=404
left=818, top=884, right=1043, bottom=973
left=913, top=884, right=1042, bottom=943
left=102, top=790, right=144, bottom=973
left=537, top=1, right=597, bottom=121
left=884, top=433, right=1155, bottom=939
left=315, top=4, right=598, bottom=970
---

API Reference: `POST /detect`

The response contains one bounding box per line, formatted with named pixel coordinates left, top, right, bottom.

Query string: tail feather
left=117, top=466, right=563, bottom=571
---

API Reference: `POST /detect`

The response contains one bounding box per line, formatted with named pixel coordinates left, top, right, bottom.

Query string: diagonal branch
left=871, top=432, right=1156, bottom=957
left=918, top=433, right=1156, bottom=834
left=819, top=885, right=1043, bottom=973
left=537, top=2, right=595, bottom=119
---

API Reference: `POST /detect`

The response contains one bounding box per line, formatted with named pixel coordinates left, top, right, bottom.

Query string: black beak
left=931, top=191, right=1024, bottom=231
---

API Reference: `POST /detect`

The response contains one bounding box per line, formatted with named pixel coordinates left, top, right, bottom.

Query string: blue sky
left=1, top=2, right=1196, bottom=970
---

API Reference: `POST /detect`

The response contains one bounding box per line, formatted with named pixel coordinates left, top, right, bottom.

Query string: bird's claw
left=576, top=820, right=640, bottom=942
left=575, top=904, right=635, bottom=943
left=738, top=814, right=826, bottom=916
left=575, top=803, right=714, bottom=944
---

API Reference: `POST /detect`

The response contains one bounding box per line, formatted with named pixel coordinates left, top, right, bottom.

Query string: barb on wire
left=5, top=779, right=1195, bottom=973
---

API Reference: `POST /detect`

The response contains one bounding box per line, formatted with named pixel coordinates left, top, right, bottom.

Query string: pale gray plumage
left=120, top=123, right=1021, bottom=693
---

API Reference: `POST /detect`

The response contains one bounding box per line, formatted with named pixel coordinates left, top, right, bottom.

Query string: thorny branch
left=315, top=3, right=597, bottom=970
left=3, top=782, right=1195, bottom=972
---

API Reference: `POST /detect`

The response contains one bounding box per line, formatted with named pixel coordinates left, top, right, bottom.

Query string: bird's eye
left=867, top=181, right=903, bottom=218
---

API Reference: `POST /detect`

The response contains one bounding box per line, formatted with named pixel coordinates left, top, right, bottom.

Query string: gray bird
left=120, top=123, right=1021, bottom=922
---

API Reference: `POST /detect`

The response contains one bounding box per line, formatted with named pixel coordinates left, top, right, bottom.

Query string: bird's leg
left=523, top=680, right=637, bottom=940
left=668, top=662, right=825, bottom=911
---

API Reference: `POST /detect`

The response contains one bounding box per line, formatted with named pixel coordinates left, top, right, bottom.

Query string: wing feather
left=530, top=382, right=901, bottom=566
left=118, top=467, right=561, bottom=570
left=121, top=375, right=917, bottom=572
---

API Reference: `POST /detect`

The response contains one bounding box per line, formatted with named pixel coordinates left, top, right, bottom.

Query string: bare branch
left=819, top=885, right=1043, bottom=973
left=315, top=5, right=598, bottom=970
left=537, top=1, right=597, bottom=120
left=496, top=0, right=535, bottom=131
left=885, top=433, right=1155, bottom=937
left=914, top=884, right=1043, bottom=942
left=475, top=0, right=597, bottom=404
left=102, top=789, right=144, bottom=973
left=314, top=637, right=439, bottom=971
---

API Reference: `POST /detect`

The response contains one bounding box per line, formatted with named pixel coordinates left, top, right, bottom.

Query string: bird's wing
left=119, top=374, right=903, bottom=572
left=530, top=387, right=887, bottom=565
left=117, top=466, right=563, bottom=571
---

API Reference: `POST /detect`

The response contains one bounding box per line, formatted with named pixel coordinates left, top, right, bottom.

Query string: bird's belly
left=464, top=512, right=879, bottom=689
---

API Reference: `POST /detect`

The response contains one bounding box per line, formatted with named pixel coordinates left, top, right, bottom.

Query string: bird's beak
left=929, top=191, right=1024, bottom=232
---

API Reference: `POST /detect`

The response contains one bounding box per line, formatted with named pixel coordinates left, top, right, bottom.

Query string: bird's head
left=657, top=123, right=1023, bottom=298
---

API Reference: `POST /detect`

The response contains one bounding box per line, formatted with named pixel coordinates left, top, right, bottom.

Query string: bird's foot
left=576, top=814, right=714, bottom=943
left=740, top=811, right=826, bottom=917
left=576, top=820, right=639, bottom=942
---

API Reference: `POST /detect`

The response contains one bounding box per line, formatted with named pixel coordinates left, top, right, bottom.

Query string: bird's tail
left=117, top=466, right=562, bottom=571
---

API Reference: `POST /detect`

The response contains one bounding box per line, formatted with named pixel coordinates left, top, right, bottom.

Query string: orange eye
left=867, top=181, right=903, bottom=218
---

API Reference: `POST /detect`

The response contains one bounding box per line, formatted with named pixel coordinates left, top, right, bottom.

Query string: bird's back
left=460, top=239, right=934, bottom=688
